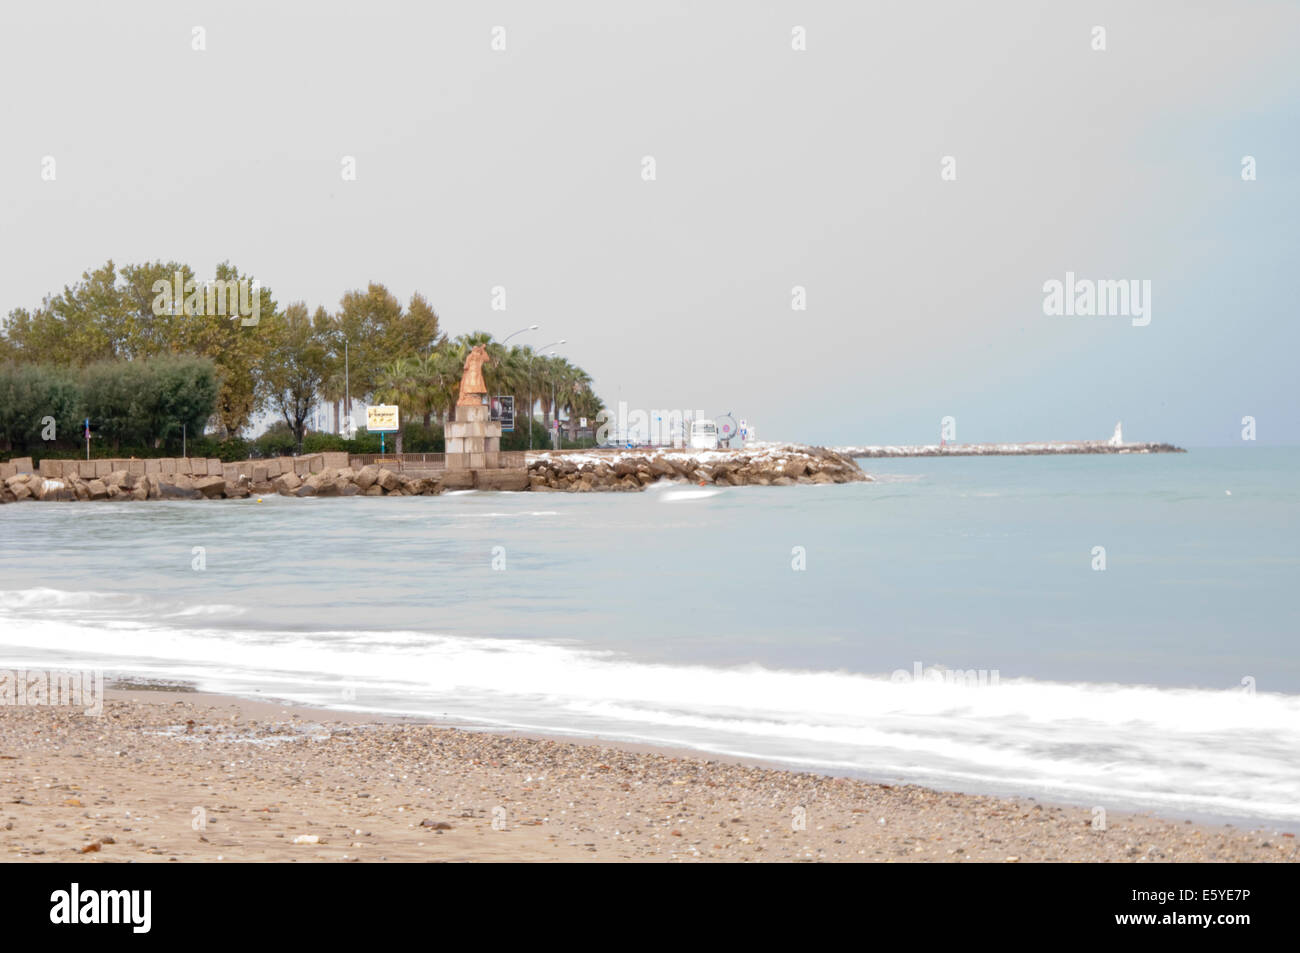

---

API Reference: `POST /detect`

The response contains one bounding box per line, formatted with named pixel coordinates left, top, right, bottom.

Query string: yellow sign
left=366, top=405, right=400, bottom=433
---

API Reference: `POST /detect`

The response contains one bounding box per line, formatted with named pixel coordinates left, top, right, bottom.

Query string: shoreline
left=3, top=685, right=1294, bottom=863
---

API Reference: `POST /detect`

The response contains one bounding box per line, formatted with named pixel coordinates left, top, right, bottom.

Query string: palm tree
left=372, top=357, right=422, bottom=453
left=570, top=386, right=604, bottom=440
left=545, top=357, right=593, bottom=442
left=413, top=351, right=457, bottom=431
left=538, top=354, right=573, bottom=443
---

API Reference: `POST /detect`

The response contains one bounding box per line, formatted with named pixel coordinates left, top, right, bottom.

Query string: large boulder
left=647, top=457, right=676, bottom=478
left=315, top=477, right=341, bottom=497
left=377, top=468, right=401, bottom=492
left=158, top=477, right=201, bottom=500
left=194, top=475, right=227, bottom=499
left=354, top=465, right=380, bottom=490
left=401, top=476, right=433, bottom=495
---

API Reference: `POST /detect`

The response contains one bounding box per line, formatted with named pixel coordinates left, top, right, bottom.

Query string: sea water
left=2, top=447, right=1297, bottom=825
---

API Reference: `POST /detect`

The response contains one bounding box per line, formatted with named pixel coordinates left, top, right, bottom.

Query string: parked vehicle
left=689, top=419, right=719, bottom=450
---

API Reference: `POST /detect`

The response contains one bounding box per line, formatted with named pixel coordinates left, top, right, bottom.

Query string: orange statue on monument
left=457, top=344, right=491, bottom=406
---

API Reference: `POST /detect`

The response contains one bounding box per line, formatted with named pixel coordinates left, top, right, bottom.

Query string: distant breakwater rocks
left=838, top=442, right=1186, bottom=458
left=526, top=444, right=871, bottom=491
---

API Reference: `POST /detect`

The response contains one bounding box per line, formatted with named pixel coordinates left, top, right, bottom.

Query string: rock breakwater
left=525, top=443, right=870, bottom=491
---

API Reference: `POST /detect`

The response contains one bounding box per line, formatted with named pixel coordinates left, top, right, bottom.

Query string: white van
left=689, top=419, right=719, bottom=450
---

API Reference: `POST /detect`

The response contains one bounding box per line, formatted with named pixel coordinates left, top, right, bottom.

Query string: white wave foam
left=658, top=488, right=722, bottom=502
left=3, top=589, right=1299, bottom=823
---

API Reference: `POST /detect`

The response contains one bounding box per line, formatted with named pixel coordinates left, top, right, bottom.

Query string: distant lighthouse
left=1107, top=422, right=1124, bottom=447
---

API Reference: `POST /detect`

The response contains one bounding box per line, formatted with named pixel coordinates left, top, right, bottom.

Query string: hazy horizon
left=2, top=1, right=1296, bottom=447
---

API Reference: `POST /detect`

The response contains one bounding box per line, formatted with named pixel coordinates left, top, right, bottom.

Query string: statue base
left=446, top=402, right=502, bottom=469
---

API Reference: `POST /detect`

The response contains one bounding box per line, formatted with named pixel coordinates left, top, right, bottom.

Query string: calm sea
left=2, top=447, right=1297, bottom=824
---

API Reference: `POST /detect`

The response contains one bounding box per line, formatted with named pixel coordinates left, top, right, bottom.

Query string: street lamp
left=548, top=350, right=563, bottom=450
left=498, top=327, right=538, bottom=441
left=531, top=339, right=565, bottom=450
left=501, top=324, right=539, bottom=347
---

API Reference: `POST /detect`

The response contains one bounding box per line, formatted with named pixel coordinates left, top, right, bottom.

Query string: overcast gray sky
left=2, top=1, right=1296, bottom=446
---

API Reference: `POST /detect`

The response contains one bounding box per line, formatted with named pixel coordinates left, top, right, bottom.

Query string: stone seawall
left=0, top=451, right=531, bottom=502
left=0, top=443, right=868, bottom=502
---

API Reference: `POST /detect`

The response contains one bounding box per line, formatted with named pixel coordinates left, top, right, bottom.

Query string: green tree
left=336, top=283, right=403, bottom=400
left=81, top=356, right=217, bottom=450
left=0, top=364, right=81, bottom=453
left=2, top=259, right=274, bottom=438
left=372, top=357, right=426, bottom=454
left=146, top=355, right=221, bottom=448
left=167, top=261, right=275, bottom=437
left=261, top=303, right=330, bottom=451
left=387, top=292, right=445, bottom=358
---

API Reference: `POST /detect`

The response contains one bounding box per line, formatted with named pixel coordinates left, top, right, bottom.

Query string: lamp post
left=531, top=340, right=565, bottom=450
left=548, top=350, right=561, bottom=450
left=344, top=338, right=350, bottom=436
left=498, top=326, right=537, bottom=442
left=501, top=324, right=538, bottom=347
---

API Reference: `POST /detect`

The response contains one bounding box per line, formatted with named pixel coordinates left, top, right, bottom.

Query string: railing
left=349, top=453, right=446, bottom=471
left=348, top=451, right=525, bottom=470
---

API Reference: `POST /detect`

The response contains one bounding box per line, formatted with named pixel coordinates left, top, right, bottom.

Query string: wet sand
left=2, top=689, right=1295, bottom=863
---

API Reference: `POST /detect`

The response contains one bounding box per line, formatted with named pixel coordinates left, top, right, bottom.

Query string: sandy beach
left=2, top=688, right=1294, bottom=863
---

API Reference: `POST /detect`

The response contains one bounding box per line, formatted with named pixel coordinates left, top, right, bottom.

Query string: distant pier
left=837, top=441, right=1186, bottom=458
